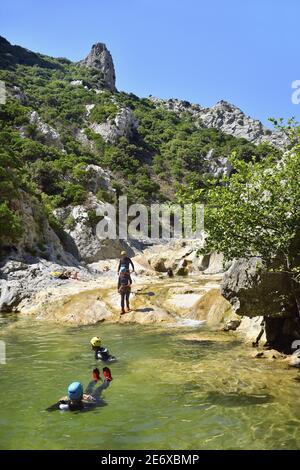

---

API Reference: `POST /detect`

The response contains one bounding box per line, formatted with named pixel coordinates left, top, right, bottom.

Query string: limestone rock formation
left=20, top=111, right=63, bottom=149
left=139, top=241, right=226, bottom=275
left=89, top=106, right=138, bottom=143
left=7, top=191, right=75, bottom=264
left=235, top=316, right=266, bottom=344
left=79, top=42, right=116, bottom=91
left=288, top=349, right=300, bottom=367
left=221, top=257, right=297, bottom=318
left=53, top=195, right=136, bottom=264
left=151, top=97, right=288, bottom=149
left=0, top=260, right=83, bottom=312
left=203, top=149, right=233, bottom=179
left=10, top=85, right=28, bottom=104
left=84, top=164, right=114, bottom=193
left=0, top=192, right=83, bottom=312
left=70, top=79, right=83, bottom=86
left=221, top=257, right=300, bottom=351
left=200, top=100, right=287, bottom=148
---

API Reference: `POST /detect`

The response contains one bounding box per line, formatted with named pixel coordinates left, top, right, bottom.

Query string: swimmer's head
left=68, top=382, right=83, bottom=401
left=90, top=336, right=101, bottom=348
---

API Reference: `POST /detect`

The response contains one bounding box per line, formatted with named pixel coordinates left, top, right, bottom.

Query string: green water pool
left=0, top=315, right=300, bottom=450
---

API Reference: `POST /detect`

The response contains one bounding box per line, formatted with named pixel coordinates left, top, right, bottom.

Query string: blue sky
left=1, top=0, right=299, bottom=126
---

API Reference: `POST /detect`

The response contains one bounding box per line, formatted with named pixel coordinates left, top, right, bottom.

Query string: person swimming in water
left=49, top=367, right=113, bottom=412
left=58, top=381, right=85, bottom=411
left=90, top=336, right=116, bottom=362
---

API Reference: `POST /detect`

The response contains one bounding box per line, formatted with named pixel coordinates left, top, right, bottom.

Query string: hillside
left=0, top=36, right=284, bottom=261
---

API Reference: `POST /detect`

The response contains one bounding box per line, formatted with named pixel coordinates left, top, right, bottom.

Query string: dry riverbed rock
left=251, top=349, right=285, bottom=360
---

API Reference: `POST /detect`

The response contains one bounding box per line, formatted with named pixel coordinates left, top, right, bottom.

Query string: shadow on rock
left=135, top=307, right=154, bottom=313
left=134, top=291, right=156, bottom=297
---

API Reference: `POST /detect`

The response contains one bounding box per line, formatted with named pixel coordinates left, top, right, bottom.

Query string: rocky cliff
left=150, top=97, right=287, bottom=149
left=89, top=103, right=138, bottom=143
left=221, top=257, right=300, bottom=352
left=79, top=42, right=116, bottom=91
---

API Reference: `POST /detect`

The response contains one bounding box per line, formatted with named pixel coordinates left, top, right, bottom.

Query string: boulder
left=175, top=258, right=194, bottom=276
left=203, top=252, right=225, bottom=274
left=194, top=254, right=210, bottom=271
left=54, top=195, right=138, bottom=264
left=251, top=349, right=284, bottom=360
left=221, top=257, right=298, bottom=318
left=149, top=255, right=167, bottom=272
left=194, top=288, right=236, bottom=325
left=236, top=316, right=266, bottom=344
left=223, top=319, right=241, bottom=331
left=222, top=257, right=300, bottom=351
left=0, top=281, right=24, bottom=311
left=288, top=349, right=300, bottom=367
left=143, top=240, right=200, bottom=273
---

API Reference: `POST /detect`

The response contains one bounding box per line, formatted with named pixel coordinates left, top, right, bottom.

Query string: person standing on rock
left=118, top=266, right=132, bottom=314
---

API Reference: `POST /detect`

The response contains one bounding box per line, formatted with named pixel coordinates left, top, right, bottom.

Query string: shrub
left=0, top=202, right=22, bottom=243
left=64, top=214, right=76, bottom=230
left=89, top=101, right=118, bottom=123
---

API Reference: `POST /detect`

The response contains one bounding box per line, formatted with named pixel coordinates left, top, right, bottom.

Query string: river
left=0, top=311, right=300, bottom=449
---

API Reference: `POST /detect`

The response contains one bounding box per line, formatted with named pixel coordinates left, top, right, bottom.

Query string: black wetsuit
left=47, top=381, right=109, bottom=412
left=59, top=399, right=84, bottom=411
left=94, top=347, right=115, bottom=362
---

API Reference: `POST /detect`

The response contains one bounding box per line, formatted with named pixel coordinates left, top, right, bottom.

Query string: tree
left=203, top=132, right=300, bottom=312
left=0, top=202, right=21, bottom=243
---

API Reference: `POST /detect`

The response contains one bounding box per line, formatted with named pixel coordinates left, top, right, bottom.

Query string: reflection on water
left=205, top=391, right=273, bottom=407
left=0, top=316, right=300, bottom=449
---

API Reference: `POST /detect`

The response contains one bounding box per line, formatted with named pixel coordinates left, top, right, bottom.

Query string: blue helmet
left=120, top=266, right=126, bottom=273
left=68, top=382, right=83, bottom=400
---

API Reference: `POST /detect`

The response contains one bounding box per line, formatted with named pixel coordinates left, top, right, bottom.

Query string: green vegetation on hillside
left=184, top=122, right=300, bottom=310
left=0, top=49, right=282, bottom=245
